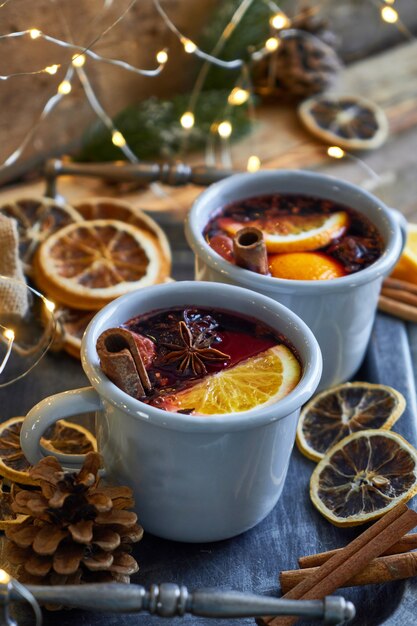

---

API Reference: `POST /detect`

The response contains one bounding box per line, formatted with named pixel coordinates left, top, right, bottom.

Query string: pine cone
left=255, top=7, right=342, bottom=99
left=4, top=452, right=143, bottom=586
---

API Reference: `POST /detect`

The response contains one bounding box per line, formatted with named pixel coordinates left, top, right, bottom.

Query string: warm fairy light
left=112, top=131, right=127, bottom=147
left=44, top=64, right=60, bottom=75
left=270, top=13, right=290, bottom=30
left=384, top=0, right=395, bottom=3
left=3, top=329, right=14, bottom=341
left=180, top=111, right=195, bottom=129
left=44, top=299, right=56, bottom=313
left=181, top=37, right=197, bottom=54
left=29, top=29, right=41, bottom=39
left=0, top=570, right=10, bottom=584
left=228, top=87, right=249, bottom=106
left=57, top=80, right=72, bottom=95
left=327, top=146, right=345, bottom=159
left=247, top=155, right=261, bottom=172
left=381, top=5, right=398, bottom=22
left=72, top=53, right=86, bottom=68
left=265, top=37, right=280, bottom=52
left=156, top=49, right=168, bottom=64
left=218, top=121, right=232, bottom=138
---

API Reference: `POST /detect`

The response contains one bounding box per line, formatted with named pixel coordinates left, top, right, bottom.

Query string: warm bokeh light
left=57, top=80, right=72, bottom=95
left=180, top=111, right=195, bottom=129
left=111, top=131, right=127, bottom=147
left=72, top=53, right=86, bottom=68
left=44, top=299, right=56, bottom=313
left=181, top=38, right=197, bottom=54
left=228, top=87, right=249, bottom=106
left=218, top=121, right=232, bottom=138
left=29, top=29, right=41, bottom=39
left=265, top=37, right=280, bottom=52
left=3, top=329, right=15, bottom=341
left=247, top=155, right=261, bottom=172
left=327, top=146, right=345, bottom=159
left=44, top=64, right=60, bottom=75
left=270, top=13, right=290, bottom=30
left=381, top=5, right=398, bottom=22
left=156, top=49, right=168, bottom=64
left=0, top=570, right=10, bottom=584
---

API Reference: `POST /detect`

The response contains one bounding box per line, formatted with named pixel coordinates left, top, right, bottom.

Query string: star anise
left=162, top=321, right=230, bottom=376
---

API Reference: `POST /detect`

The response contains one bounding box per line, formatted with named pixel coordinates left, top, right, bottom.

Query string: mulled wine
left=116, top=306, right=302, bottom=415
left=204, top=193, right=384, bottom=280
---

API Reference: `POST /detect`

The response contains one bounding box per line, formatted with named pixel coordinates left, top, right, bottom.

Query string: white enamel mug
left=185, top=170, right=405, bottom=390
left=21, top=281, right=321, bottom=543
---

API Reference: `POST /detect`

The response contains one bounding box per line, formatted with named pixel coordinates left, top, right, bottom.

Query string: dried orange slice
left=269, top=251, right=345, bottom=280
left=161, top=345, right=301, bottom=415
left=390, top=223, right=417, bottom=285
left=0, top=417, right=96, bottom=485
left=0, top=479, right=28, bottom=529
left=33, top=219, right=170, bottom=310
left=52, top=306, right=95, bottom=359
left=74, top=197, right=172, bottom=265
left=299, top=94, right=389, bottom=151
left=218, top=211, right=348, bottom=253
left=297, top=382, right=405, bottom=461
left=0, top=197, right=82, bottom=273
left=310, top=430, right=417, bottom=526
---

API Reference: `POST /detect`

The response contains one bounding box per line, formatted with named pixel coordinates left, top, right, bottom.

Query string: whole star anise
left=162, top=321, right=230, bottom=375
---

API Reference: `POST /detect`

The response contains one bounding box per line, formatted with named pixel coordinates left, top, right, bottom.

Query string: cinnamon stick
left=233, top=227, right=268, bottom=275
left=383, top=277, right=417, bottom=295
left=298, top=533, right=417, bottom=568
left=382, top=287, right=417, bottom=308
left=259, top=504, right=417, bottom=626
left=378, top=295, right=417, bottom=323
left=281, top=552, right=417, bottom=593
left=96, top=327, right=151, bottom=398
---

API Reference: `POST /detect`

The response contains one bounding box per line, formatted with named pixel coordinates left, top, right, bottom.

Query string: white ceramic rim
left=82, top=281, right=322, bottom=433
left=185, top=169, right=403, bottom=295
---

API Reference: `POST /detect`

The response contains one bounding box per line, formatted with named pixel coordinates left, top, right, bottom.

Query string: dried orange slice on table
left=33, top=219, right=170, bottom=310
left=310, top=430, right=417, bottom=526
left=0, top=416, right=96, bottom=486
left=161, top=345, right=301, bottom=415
left=297, top=382, right=406, bottom=461
left=52, top=306, right=96, bottom=359
left=218, top=211, right=349, bottom=253
left=0, top=197, right=82, bottom=273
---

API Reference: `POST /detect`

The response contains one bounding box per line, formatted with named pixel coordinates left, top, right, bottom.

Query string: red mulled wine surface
left=204, top=193, right=384, bottom=275
left=123, top=307, right=295, bottom=410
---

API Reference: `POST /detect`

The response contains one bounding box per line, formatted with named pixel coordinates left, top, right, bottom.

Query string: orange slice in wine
left=269, top=252, right=345, bottom=280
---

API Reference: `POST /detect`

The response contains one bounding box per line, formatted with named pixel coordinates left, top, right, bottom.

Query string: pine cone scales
left=5, top=452, right=143, bottom=586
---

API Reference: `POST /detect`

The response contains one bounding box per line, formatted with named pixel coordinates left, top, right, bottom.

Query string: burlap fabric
left=0, top=214, right=28, bottom=316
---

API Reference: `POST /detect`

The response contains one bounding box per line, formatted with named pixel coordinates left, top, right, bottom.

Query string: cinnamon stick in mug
left=233, top=227, right=268, bottom=275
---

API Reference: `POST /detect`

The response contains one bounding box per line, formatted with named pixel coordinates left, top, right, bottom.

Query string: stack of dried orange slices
left=1, top=196, right=172, bottom=359
left=296, top=382, right=417, bottom=526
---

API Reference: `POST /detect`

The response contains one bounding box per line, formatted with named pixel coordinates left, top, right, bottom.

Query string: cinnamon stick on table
left=259, top=504, right=417, bottom=626
left=233, top=227, right=269, bottom=275
left=378, top=278, right=417, bottom=323
left=298, top=532, right=417, bottom=568
left=281, top=551, right=417, bottom=593
left=96, top=327, right=151, bottom=399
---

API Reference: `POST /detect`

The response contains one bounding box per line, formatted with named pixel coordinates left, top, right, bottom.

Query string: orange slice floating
left=269, top=252, right=345, bottom=281
left=218, top=211, right=349, bottom=253
left=33, top=219, right=170, bottom=310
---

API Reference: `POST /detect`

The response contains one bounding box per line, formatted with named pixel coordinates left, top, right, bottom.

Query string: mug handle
left=390, top=208, right=408, bottom=253
left=21, top=387, right=102, bottom=470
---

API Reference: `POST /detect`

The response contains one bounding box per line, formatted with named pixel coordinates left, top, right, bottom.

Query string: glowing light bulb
left=72, top=53, right=86, bottom=68
left=3, top=329, right=14, bottom=341
left=265, top=37, right=280, bottom=52
left=44, top=64, right=59, bottom=75
left=181, top=38, right=197, bottom=54
left=29, top=29, right=41, bottom=39
left=327, top=146, right=345, bottom=159
left=381, top=5, right=398, bottom=22
left=247, top=155, right=261, bottom=172
left=218, top=121, right=232, bottom=139
left=112, top=131, right=126, bottom=147
left=44, top=299, right=56, bottom=313
left=270, top=13, right=289, bottom=30
left=57, top=80, right=72, bottom=95
left=156, top=49, right=168, bottom=64
left=0, top=570, right=10, bottom=584
left=180, top=111, right=195, bottom=129
left=228, top=87, right=250, bottom=106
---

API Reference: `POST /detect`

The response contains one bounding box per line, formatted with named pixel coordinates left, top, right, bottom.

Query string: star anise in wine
left=162, top=321, right=230, bottom=376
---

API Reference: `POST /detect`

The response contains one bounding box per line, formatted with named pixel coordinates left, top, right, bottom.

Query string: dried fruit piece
left=33, top=219, right=170, bottom=310
left=52, top=306, right=96, bottom=359
left=0, top=197, right=82, bottom=273
left=310, top=430, right=417, bottom=526
left=297, top=382, right=405, bottom=461
left=0, top=480, right=28, bottom=530
left=391, top=223, right=417, bottom=285
left=0, top=417, right=96, bottom=485
left=299, top=94, right=389, bottom=150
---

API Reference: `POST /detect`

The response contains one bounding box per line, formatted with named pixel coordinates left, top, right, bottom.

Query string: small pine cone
left=5, top=452, right=143, bottom=588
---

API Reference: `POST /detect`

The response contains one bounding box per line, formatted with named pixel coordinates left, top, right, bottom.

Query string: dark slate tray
left=3, top=221, right=417, bottom=626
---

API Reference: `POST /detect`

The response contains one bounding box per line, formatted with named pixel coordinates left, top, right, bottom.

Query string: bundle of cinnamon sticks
left=259, top=503, right=417, bottom=626
left=379, top=278, right=417, bottom=323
